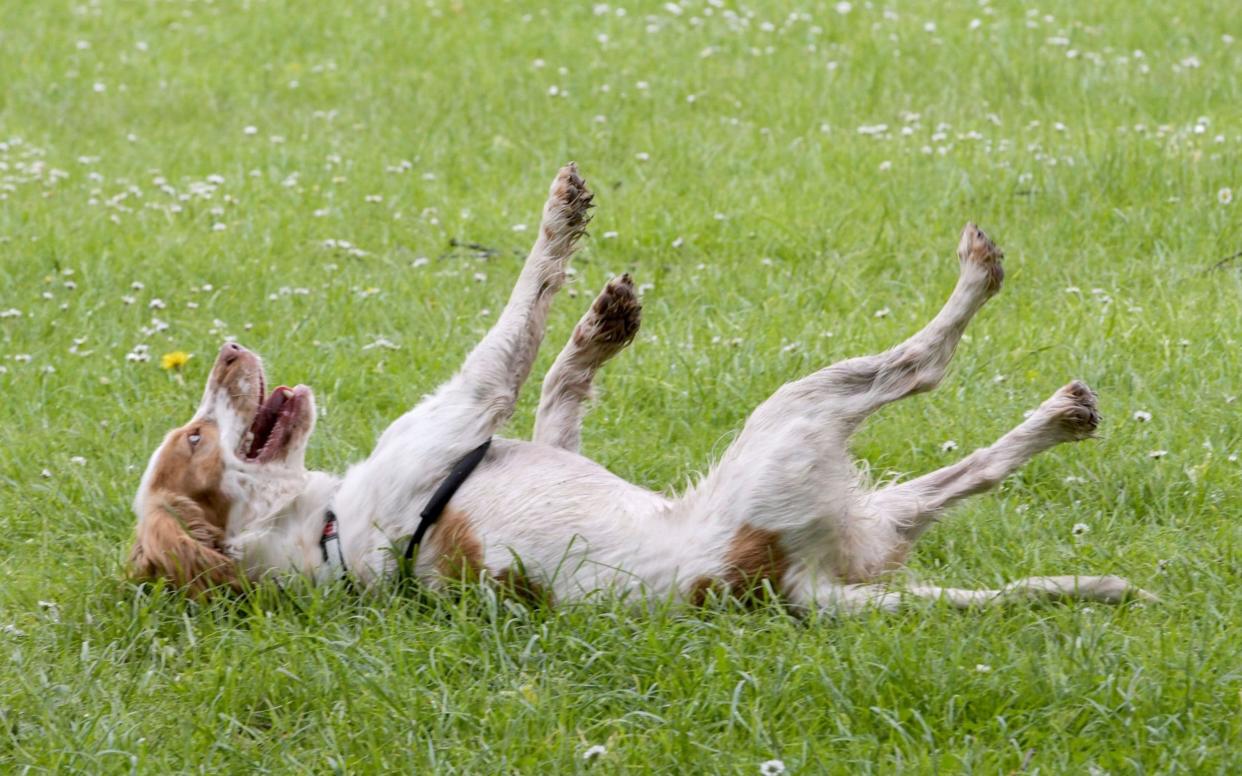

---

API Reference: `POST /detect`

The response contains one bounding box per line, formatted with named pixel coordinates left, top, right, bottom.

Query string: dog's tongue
left=246, top=386, right=292, bottom=458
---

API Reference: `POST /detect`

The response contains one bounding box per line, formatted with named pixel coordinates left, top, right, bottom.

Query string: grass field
left=2, top=0, right=1241, bottom=771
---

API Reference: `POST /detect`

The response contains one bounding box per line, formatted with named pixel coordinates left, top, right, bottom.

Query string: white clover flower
left=671, top=236, right=684, bottom=249
left=1072, top=522, right=1090, bottom=536
left=759, top=760, right=786, bottom=776
left=582, top=745, right=607, bottom=762
left=873, top=307, right=890, bottom=318
left=70, top=456, right=86, bottom=465
left=941, top=440, right=958, bottom=452
left=635, top=151, right=650, bottom=162
left=1148, top=450, right=1168, bottom=459
left=975, top=663, right=992, bottom=673
left=834, top=1, right=852, bottom=14
left=148, top=298, right=166, bottom=310
left=1133, top=410, right=1152, bottom=422
left=38, top=600, right=60, bottom=623
left=1219, top=188, right=1233, bottom=206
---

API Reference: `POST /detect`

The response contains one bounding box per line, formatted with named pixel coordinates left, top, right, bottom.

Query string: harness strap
left=404, top=438, right=493, bottom=566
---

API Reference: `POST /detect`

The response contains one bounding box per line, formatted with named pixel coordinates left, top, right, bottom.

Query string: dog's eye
left=187, top=432, right=202, bottom=446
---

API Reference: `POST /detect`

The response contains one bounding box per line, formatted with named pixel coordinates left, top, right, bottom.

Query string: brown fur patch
left=432, top=507, right=486, bottom=580
left=687, top=576, right=724, bottom=607
left=880, top=542, right=912, bottom=577
left=129, top=421, right=240, bottom=595
left=494, top=567, right=550, bottom=604
left=146, top=423, right=230, bottom=531
left=721, top=524, right=790, bottom=602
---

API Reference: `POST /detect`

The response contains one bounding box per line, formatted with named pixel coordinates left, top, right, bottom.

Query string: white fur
left=208, top=165, right=1152, bottom=612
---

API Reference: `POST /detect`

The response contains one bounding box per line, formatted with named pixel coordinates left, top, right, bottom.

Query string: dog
left=128, top=163, right=1152, bottom=610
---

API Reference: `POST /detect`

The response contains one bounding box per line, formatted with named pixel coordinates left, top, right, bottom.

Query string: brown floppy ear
left=128, top=494, right=241, bottom=597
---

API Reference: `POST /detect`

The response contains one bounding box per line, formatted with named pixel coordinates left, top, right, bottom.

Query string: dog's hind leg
left=864, top=381, right=1101, bottom=563
left=676, top=224, right=1004, bottom=582
left=816, top=222, right=1004, bottom=430
left=534, top=274, right=641, bottom=452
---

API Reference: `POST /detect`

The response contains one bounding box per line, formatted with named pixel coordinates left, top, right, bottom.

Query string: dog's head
left=128, top=343, right=317, bottom=594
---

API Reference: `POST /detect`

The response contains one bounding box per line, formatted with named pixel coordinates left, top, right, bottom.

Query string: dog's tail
left=897, top=575, right=1157, bottom=609
left=804, top=574, right=1157, bottom=613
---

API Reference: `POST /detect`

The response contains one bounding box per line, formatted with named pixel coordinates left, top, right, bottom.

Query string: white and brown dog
left=129, top=164, right=1152, bottom=610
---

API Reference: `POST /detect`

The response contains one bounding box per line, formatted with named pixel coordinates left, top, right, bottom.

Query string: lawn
left=1, top=0, right=1240, bottom=772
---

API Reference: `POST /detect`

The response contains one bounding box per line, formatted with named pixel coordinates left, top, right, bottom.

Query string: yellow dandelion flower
left=160, top=350, right=191, bottom=371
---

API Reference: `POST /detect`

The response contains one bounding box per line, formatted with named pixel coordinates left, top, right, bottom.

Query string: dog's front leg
left=452, top=163, right=594, bottom=432
left=372, top=164, right=592, bottom=457
left=534, top=274, right=641, bottom=452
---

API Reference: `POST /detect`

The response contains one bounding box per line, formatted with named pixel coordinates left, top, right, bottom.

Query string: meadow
left=1, top=0, right=1240, bottom=771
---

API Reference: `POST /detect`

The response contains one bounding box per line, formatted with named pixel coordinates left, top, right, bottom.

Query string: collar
left=320, top=509, right=348, bottom=577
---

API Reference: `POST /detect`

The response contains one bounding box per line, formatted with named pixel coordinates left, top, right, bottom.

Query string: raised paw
left=571, top=274, right=642, bottom=364
left=1041, top=380, right=1101, bottom=441
left=542, top=162, right=595, bottom=250
left=956, top=222, right=1004, bottom=294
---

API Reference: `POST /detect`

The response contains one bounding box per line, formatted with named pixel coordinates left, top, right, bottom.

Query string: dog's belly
left=450, top=439, right=726, bottom=602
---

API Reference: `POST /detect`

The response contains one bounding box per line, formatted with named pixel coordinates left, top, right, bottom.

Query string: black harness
left=320, top=438, right=493, bottom=578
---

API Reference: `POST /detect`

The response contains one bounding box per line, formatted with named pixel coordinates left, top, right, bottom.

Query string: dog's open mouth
left=242, top=385, right=302, bottom=462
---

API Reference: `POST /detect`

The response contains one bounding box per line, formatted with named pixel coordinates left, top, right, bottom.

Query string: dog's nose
left=220, top=342, right=246, bottom=364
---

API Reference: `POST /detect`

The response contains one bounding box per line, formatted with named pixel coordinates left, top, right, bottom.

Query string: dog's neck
left=225, top=468, right=344, bottom=582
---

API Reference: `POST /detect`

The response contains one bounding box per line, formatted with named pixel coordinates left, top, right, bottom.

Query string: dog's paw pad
left=1047, top=380, right=1101, bottom=439
left=543, top=162, right=594, bottom=242
left=573, top=274, right=642, bottom=357
left=956, top=222, right=1004, bottom=293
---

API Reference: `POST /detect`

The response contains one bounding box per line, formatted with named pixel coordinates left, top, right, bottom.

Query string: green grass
left=2, top=0, right=1241, bottom=771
